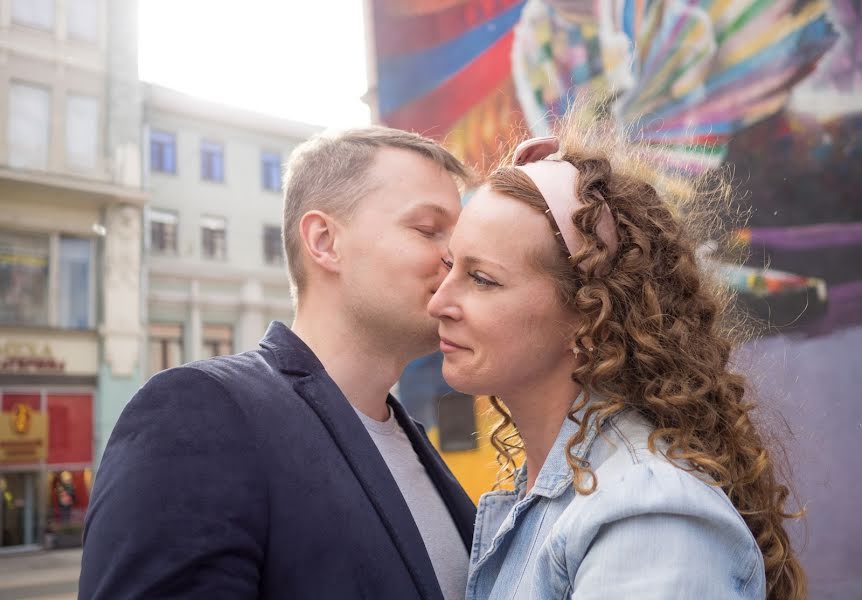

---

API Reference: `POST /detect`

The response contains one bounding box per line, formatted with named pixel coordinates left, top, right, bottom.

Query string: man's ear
left=298, top=210, right=341, bottom=275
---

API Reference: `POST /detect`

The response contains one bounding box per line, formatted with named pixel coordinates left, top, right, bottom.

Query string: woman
left=428, top=119, right=804, bottom=599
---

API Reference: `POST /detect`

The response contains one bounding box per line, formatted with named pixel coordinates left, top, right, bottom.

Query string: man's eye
left=441, top=258, right=453, bottom=270
left=415, top=227, right=437, bottom=238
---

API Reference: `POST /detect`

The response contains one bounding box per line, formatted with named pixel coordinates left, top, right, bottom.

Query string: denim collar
left=513, top=395, right=603, bottom=500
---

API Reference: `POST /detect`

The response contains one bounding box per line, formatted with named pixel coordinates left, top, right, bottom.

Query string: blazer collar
left=258, top=321, right=325, bottom=376
left=265, top=319, right=441, bottom=600
left=262, top=320, right=475, bottom=586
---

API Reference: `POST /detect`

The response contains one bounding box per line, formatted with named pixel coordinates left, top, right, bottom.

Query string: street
left=0, top=549, right=80, bottom=600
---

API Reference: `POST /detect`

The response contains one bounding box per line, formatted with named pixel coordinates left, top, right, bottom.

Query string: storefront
left=0, top=334, right=97, bottom=550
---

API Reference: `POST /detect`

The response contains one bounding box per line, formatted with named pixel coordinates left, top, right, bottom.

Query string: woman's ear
left=299, top=210, right=341, bottom=275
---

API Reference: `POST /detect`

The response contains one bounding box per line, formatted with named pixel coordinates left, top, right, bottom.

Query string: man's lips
left=439, top=336, right=468, bottom=353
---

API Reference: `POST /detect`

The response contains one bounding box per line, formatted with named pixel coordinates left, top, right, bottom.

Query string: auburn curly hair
left=484, top=111, right=805, bottom=599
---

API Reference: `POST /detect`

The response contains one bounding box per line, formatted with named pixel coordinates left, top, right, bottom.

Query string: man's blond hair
left=282, top=126, right=469, bottom=297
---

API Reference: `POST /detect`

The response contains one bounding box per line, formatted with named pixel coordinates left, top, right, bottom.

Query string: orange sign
left=0, top=404, right=47, bottom=464
left=11, top=403, right=31, bottom=433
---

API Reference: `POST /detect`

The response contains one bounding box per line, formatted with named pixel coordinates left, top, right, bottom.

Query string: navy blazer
left=80, top=322, right=476, bottom=599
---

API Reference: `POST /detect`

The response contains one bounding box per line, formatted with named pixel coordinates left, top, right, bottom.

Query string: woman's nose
left=428, top=271, right=461, bottom=320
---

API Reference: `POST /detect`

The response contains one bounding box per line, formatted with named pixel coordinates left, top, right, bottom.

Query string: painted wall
left=373, top=1, right=862, bottom=596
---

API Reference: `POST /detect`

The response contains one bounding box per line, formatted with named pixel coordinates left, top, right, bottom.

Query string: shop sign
left=0, top=340, right=66, bottom=373
left=0, top=403, right=47, bottom=463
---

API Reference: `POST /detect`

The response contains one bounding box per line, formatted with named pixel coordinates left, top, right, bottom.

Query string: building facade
left=0, top=0, right=144, bottom=550
left=143, top=84, right=318, bottom=380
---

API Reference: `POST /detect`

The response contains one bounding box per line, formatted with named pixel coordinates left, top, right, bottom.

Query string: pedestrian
left=80, top=127, right=475, bottom=600
left=428, top=117, right=805, bottom=599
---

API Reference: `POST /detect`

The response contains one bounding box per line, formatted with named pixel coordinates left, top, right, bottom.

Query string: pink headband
left=513, top=136, right=619, bottom=259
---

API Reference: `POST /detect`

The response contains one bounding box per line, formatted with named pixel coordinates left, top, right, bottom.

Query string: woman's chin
left=441, top=363, right=489, bottom=397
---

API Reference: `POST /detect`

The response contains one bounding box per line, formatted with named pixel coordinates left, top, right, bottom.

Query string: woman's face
left=427, top=185, right=578, bottom=397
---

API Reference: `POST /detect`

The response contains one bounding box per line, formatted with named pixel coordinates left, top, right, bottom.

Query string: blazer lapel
left=294, top=374, right=444, bottom=600
left=389, top=397, right=476, bottom=552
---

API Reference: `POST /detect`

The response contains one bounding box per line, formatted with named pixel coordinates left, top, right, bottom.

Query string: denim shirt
left=466, top=408, right=766, bottom=600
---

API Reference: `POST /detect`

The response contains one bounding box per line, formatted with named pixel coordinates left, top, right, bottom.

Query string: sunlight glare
left=138, top=0, right=371, bottom=128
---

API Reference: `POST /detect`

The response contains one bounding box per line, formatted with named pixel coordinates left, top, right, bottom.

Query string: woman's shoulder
left=543, top=412, right=763, bottom=582
left=569, top=410, right=753, bottom=534
left=582, top=410, right=740, bottom=515
left=534, top=449, right=766, bottom=599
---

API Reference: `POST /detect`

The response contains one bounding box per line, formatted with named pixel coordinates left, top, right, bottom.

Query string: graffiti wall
left=372, top=1, right=862, bottom=596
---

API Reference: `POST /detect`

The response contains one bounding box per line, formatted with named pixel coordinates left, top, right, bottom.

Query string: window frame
left=147, top=322, right=184, bottom=377
left=148, top=208, right=179, bottom=255
left=200, top=215, right=227, bottom=261
left=8, top=81, right=52, bottom=170
left=201, top=323, right=233, bottom=359
left=149, top=129, right=177, bottom=175
left=437, top=391, right=478, bottom=452
left=200, top=140, right=225, bottom=183
left=0, top=229, right=95, bottom=330
left=64, top=92, right=101, bottom=171
left=11, top=0, right=55, bottom=31
left=261, top=151, right=281, bottom=192
left=57, top=235, right=96, bottom=330
left=65, top=0, right=100, bottom=43
left=262, top=225, right=283, bottom=266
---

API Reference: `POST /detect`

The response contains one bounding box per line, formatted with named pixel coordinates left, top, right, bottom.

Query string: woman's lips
left=439, top=336, right=468, bottom=353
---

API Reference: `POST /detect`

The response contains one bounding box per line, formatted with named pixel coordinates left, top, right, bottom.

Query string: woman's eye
left=415, top=227, right=437, bottom=238
left=469, top=272, right=500, bottom=287
left=441, top=258, right=499, bottom=287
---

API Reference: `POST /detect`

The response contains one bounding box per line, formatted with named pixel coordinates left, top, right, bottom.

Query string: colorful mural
left=371, top=1, right=862, bottom=596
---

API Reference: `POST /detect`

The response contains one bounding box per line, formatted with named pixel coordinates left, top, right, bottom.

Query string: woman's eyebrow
left=458, top=254, right=509, bottom=274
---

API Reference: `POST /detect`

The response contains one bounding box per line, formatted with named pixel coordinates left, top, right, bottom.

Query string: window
left=201, top=216, right=227, bottom=260
left=438, top=392, right=477, bottom=452
left=12, top=0, right=54, bottom=30
left=147, top=323, right=183, bottom=377
left=58, top=236, right=93, bottom=329
left=261, top=151, right=281, bottom=191
left=66, top=0, right=99, bottom=42
left=149, top=209, right=178, bottom=254
left=65, top=94, right=99, bottom=170
left=150, top=130, right=176, bottom=174
left=8, top=83, right=51, bottom=170
left=200, top=140, right=224, bottom=182
left=263, top=225, right=282, bottom=265
left=0, top=231, right=50, bottom=326
left=0, top=231, right=93, bottom=329
left=201, top=324, right=233, bottom=358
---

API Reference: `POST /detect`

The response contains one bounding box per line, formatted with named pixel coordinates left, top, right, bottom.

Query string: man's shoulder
left=136, top=347, right=302, bottom=417
left=153, top=345, right=287, bottom=389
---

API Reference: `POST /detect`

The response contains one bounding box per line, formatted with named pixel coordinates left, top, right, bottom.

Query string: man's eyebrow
left=403, top=203, right=455, bottom=219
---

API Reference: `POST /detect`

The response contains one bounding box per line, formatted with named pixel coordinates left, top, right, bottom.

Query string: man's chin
left=377, top=312, right=439, bottom=359
left=412, top=321, right=443, bottom=357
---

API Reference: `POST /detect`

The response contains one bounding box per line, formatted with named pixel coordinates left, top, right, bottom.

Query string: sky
left=138, top=0, right=371, bottom=128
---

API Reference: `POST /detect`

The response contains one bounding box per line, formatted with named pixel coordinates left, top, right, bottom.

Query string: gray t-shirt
left=354, top=406, right=468, bottom=600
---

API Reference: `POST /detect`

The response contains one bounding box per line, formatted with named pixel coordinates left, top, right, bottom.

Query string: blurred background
left=0, top=1, right=859, bottom=598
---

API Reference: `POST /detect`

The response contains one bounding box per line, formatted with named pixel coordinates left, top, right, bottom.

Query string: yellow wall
left=425, top=396, right=516, bottom=503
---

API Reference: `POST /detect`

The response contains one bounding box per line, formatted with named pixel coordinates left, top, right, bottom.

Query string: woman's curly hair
left=485, top=110, right=805, bottom=599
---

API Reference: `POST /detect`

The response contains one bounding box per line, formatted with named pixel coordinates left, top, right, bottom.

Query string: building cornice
left=144, top=84, right=324, bottom=140
left=148, top=289, right=292, bottom=313
left=0, top=166, right=147, bottom=206
left=148, top=257, right=291, bottom=287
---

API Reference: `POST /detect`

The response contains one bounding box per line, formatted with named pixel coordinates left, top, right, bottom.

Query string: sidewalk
left=0, top=549, right=80, bottom=600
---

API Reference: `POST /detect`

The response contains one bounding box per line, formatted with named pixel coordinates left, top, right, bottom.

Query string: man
left=80, top=127, right=475, bottom=599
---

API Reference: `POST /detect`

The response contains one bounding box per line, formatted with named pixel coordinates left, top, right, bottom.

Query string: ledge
left=0, top=167, right=148, bottom=207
